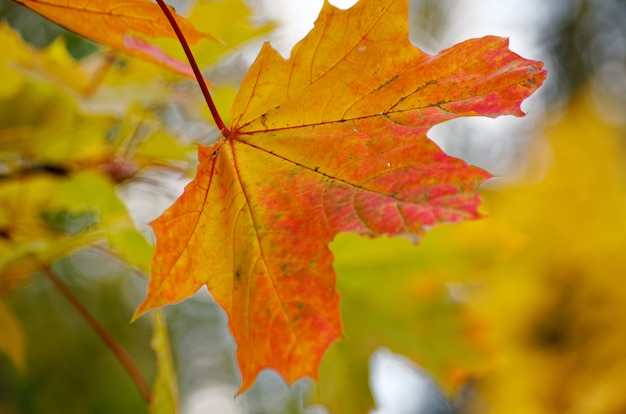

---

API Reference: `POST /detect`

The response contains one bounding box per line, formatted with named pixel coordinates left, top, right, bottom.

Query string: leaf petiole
left=155, top=0, right=230, bottom=137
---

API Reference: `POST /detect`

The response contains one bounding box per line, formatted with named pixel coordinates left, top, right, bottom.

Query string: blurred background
left=1, top=0, right=626, bottom=413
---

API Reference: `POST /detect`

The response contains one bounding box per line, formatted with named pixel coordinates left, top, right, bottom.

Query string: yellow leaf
left=188, top=0, right=273, bottom=64
left=0, top=22, right=32, bottom=98
left=0, top=82, right=113, bottom=169
left=150, top=309, right=179, bottom=414
left=0, top=175, right=102, bottom=293
left=50, top=170, right=153, bottom=271
left=25, top=39, right=89, bottom=93
left=0, top=298, right=26, bottom=373
left=475, top=89, right=626, bottom=414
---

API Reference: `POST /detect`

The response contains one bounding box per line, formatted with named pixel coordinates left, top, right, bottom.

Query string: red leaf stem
left=155, top=0, right=230, bottom=137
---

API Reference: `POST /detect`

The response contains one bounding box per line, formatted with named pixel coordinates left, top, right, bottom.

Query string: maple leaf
left=11, top=0, right=215, bottom=76
left=135, top=0, right=546, bottom=392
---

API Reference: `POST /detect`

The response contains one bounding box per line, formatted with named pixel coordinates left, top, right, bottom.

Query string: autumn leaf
left=472, top=91, right=626, bottom=414
left=11, top=0, right=216, bottom=76
left=135, top=0, right=546, bottom=392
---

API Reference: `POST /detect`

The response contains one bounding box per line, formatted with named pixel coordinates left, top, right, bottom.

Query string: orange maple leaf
left=12, top=0, right=215, bottom=77
left=135, top=0, right=547, bottom=392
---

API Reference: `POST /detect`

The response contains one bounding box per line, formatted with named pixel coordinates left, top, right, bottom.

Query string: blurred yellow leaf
left=208, top=84, right=238, bottom=126
left=0, top=22, right=32, bottom=98
left=189, top=0, right=274, bottom=125
left=0, top=170, right=152, bottom=293
left=189, top=0, right=273, bottom=60
left=0, top=298, right=26, bottom=374
left=0, top=22, right=91, bottom=96
left=51, top=170, right=154, bottom=271
left=134, top=130, right=194, bottom=164
left=0, top=175, right=102, bottom=293
left=150, top=309, right=179, bottom=414
left=0, top=83, right=113, bottom=171
left=19, top=35, right=89, bottom=94
left=116, top=0, right=273, bottom=93
left=114, top=105, right=195, bottom=165
left=473, top=90, right=626, bottom=414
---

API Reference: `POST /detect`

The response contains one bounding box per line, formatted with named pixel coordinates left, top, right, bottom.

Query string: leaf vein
left=228, top=140, right=303, bottom=356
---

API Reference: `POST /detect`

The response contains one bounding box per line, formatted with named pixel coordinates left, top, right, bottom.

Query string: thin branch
left=155, top=0, right=230, bottom=137
left=41, top=266, right=152, bottom=403
left=83, top=50, right=118, bottom=97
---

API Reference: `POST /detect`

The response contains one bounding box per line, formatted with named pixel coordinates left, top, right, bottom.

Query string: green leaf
left=317, top=229, right=496, bottom=412
left=51, top=170, right=153, bottom=271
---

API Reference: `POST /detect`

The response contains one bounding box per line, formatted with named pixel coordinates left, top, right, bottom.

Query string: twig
left=41, top=266, right=152, bottom=403
left=83, top=50, right=118, bottom=97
